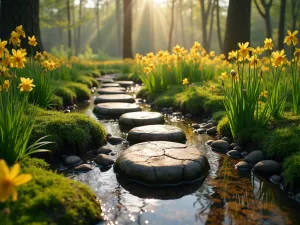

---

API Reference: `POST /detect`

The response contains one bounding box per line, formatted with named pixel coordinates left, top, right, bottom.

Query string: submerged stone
left=244, top=150, right=264, bottom=165
left=235, top=161, right=253, bottom=171
left=114, top=141, right=210, bottom=185
left=95, top=154, right=114, bottom=167
left=94, top=94, right=135, bottom=104
left=211, top=140, right=230, bottom=153
left=64, top=155, right=82, bottom=167
left=253, top=160, right=281, bottom=175
left=192, top=123, right=200, bottom=129
left=96, top=146, right=112, bottom=155
left=207, top=127, right=217, bottom=135
left=107, top=136, right=125, bottom=145
left=74, top=164, right=93, bottom=171
left=227, top=150, right=241, bottom=159
left=93, top=103, right=141, bottom=116
left=119, top=111, right=165, bottom=127
left=127, top=125, right=186, bottom=143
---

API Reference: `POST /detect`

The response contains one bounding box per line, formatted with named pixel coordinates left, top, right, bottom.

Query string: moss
left=212, top=111, right=226, bottom=122
left=262, top=125, right=300, bottom=162
left=116, top=73, right=142, bottom=83
left=50, top=95, right=64, bottom=109
left=217, top=116, right=232, bottom=138
left=5, top=158, right=102, bottom=225
left=154, top=86, right=183, bottom=108
left=99, top=69, right=120, bottom=75
left=283, top=152, right=300, bottom=186
left=30, top=109, right=106, bottom=155
left=75, top=75, right=99, bottom=88
left=136, top=86, right=149, bottom=99
left=66, top=82, right=91, bottom=101
left=55, top=86, right=76, bottom=106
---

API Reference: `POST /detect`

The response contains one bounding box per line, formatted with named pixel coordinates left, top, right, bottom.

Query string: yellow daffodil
left=34, top=51, right=43, bottom=60
left=15, top=25, right=26, bottom=38
left=272, top=50, right=287, bottom=67
left=238, top=42, right=250, bottom=58
left=10, top=49, right=27, bottom=68
left=192, top=41, right=201, bottom=51
left=228, top=50, right=238, bottom=60
left=264, top=38, right=273, bottom=50
left=1, top=55, right=11, bottom=67
left=284, top=30, right=298, bottom=46
left=149, top=63, right=155, bottom=70
left=18, top=77, right=35, bottom=92
left=260, top=90, right=268, bottom=98
left=2, top=80, right=10, bottom=91
left=173, top=45, right=181, bottom=54
left=0, top=85, right=2, bottom=92
left=9, top=31, right=21, bottom=46
left=28, top=35, right=37, bottom=47
left=220, top=72, right=228, bottom=80
left=182, top=78, right=189, bottom=85
left=249, top=55, right=261, bottom=68
left=0, top=160, right=32, bottom=202
left=143, top=67, right=151, bottom=74
left=294, top=48, right=300, bottom=58
left=209, top=51, right=215, bottom=57
left=261, top=65, right=270, bottom=72
left=147, top=52, right=155, bottom=60
left=0, top=40, right=9, bottom=58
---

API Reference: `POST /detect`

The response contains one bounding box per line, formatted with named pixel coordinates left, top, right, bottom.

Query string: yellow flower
left=249, top=55, right=261, bottom=68
left=147, top=52, right=155, bottom=60
left=15, top=25, right=26, bottom=38
left=149, top=63, right=155, bottom=70
left=0, top=160, right=32, bottom=202
left=0, top=85, right=2, bottom=92
left=9, top=31, right=21, bottom=46
left=34, top=51, right=44, bottom=60
left=261, top=65, right=270, bottom=72
left=264, top=38, right=273, bottom=50
left=192, top=41, right=201, bottom=51
left=18, top=77, right=35, bottom=92
left=0, top=40, right=9, bottom=58
left=228, top=50, right=238, bottom=60
left=209, top=51, right=215, bottom=57
left=28, top=35, right=37, bottom=47
left=271, top=50, right=287, bottom=67
left=10, top=49, right=27, bottom=68
left=238, top=42, right=250, bottom=58
left=173, top=45, right=181, bottom=54
left=294, top=48, right=300, bottom=57
left=260, top=90, right=268, bottom=98
left=253, top=46, right=264, bottom=55
left=42, top=60, right=57, bottom=70
left=3, top=80, right=10, bottom=91
left=182, top=78, right=189, bottom=85
left=143, top=67, right=151, bottom=74
left=220, top=72, right=228, bottom=80
left=284, top=30, right=298, bottom=46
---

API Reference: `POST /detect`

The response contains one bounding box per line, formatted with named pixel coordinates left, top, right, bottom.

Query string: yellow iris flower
left=0, top=160, right=32, bottom=202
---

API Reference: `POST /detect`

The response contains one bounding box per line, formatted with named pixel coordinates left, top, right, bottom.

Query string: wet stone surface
left=97, top=87, right=126, bottom=94
left=119, top=111, right=165, bottom=127
left=127, top=125, right=186, bottom=143
left=100, top=83, right=120, bottom=88
left=116, top=80, right=134, bottom=87
left=94, top=94, right=135, bottom=104
left=114, top=141, right=210, bottom=185
left=93, top=103, right=141, bottom=116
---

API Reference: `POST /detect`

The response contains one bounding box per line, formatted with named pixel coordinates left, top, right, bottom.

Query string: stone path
left=101, top=83, right=120, bottom=88
left=119, top=111, right=164, bottom=127
left=96, top=78, right=114, bottom=83
left=116, top=81, right=134, bottom=87
left=127, top=125, right=186, bottom=143
left=94, top=94, right=135, bottom=104
left=97, top=87, right=126, bottom=94
left=114, top=141, right=210, bottom=185
left=93, top=102, right=141, bottom=116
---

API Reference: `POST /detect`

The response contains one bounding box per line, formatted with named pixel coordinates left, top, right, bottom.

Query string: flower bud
left=230, top=69, right=237, bottom=76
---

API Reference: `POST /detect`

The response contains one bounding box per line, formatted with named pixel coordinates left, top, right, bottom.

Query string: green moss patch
left=4, top=159, right=102, bottom=225
left=217, top=116, right=232, bottom=138
left=66, top=82, right=91, bottom=101
left=30, top=109, right=106, bottom=155
left=55, top=86, right=77, bottom=106
left=283, top=152, right=300, bottom=187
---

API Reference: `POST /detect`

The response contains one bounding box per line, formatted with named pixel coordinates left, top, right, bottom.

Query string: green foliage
left=30, top=109, right=106, bottom=155
left=66, top=82, right=91, bottom=101
left=5, top=158, right=102, bottom=225
left=217, top=117, right=232, bottom=138
left=116, top=73, right=142, bottom=83
left=262, top=125, right=300, bottom=162
left=283, top=152, right=300, bottom=186
left=136, top=86, right=150, bottom=99
left=50, top=94, right=64, bottom=109
left=74, top=75, right=99, bottom=88
left=212, top=111, right=227, bottom=122
left=55, top=86, right=76, bottom=106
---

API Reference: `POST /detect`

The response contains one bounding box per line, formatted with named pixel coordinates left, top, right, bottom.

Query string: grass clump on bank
left=283, top=153, right=300, bottom=188
left=30, top=108, right=106, bottom=155
left=5, top=158, right=102, bottom=225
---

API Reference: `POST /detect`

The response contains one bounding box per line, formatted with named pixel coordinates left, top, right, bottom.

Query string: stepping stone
left=95, top=154, right=114, bottom=167
left=96, top=78, right=114, bottom=83
left=244, top=150, right=264, bottom=165
left=97, top=88, right=126, bottom=94
left=253, top=160, right=281, bottom=175
left=116, top=81, right=134, bottom=87
left=127, top=125, right=186, bottom=143
left=74, top=164, right=93, bottom=172
left=94, top=94, right=135, bottom=104
left=64, top=155, right=82, bottom=167
left=101, top=83, right=120, bottom=88
left=211, top=140, right=230, bottom=153
left=93, top=103, right=141, bottom=116
left=96, top=146, right=112, bottom=155
left=114, top=141, right=210, bottom=185
left=119, top=111, right=165, bottom=127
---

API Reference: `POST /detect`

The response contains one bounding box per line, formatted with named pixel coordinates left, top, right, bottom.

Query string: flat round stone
left=97, top=88, right=125, bottom=94
left=101, top=83, right=120, bottom=88
left=127, top=125, right=186, bottom=143
left=93, top=103, right=141, bottom=116
left=97, top=78, right=114, bottom=83
left=116, top=81, right=134, bottom=87
left=119, top=112, right=165, bottom=127
left=94, top=94, right=135, bottom=104
left=114, top=141, right=210, bottom=185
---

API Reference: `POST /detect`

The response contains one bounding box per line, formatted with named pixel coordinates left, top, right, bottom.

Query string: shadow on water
left=72, top=92, right=300, bottom=225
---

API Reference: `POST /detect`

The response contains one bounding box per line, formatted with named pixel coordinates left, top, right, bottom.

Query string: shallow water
left=71, top=91, right=300, bottom=225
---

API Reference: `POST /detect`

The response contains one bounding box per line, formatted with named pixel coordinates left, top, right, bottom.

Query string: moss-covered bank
left=2, top=158, right=102, bottom=225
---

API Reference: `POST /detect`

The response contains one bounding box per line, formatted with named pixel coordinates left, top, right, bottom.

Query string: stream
left=70, top=83, right=300, bottom=225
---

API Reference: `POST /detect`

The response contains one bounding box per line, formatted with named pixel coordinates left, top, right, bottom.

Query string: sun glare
left=153, top=0, right=168, bottom=7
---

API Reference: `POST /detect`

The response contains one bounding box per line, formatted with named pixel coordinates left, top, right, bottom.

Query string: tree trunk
left=168, top=0, right=176, bottom=52
left=254, top=0, right=273, bottom=38
left=67, top=0, right=72, bottom=52
left=76, top=0, right=83, bottom=55
left=207, top=3, right=215, bottom=51
left=95, top=0, right=100, bottom=31
left=223, top=0, right=251, bottom=56
left=216, top=0, right=223, bottom=52
left=278, top=0, right=286, bottom=50
left=190, top=0, right=194, bottom=46
left=265, top=10, right=272, bottom=38
left=292, top=0, right=300, bottom=31
left=116, top=0, right=121, bottom=56
left=199, top=0, right=213, bottom=50
left=0, top=0, right=43, bottom=53
left=123, top=0, right=133, bottom=58
left=179, top=0, right=186, bottom=47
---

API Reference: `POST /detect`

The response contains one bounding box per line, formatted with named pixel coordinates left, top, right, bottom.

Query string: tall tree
left=0, top=0, right=44, bottom=52
left=291, top=0, right=300, bottom=32
left=116, top=0, right=121, bottom=56
left=199, top=0, right=215, bottom=51
left=215, top=0, right=223, bottom=52
left=67, top=0, right=72, bottom=52
left=223, top=0, right=251, bottom=56
left=168, top=0, right=176, bottom=52
left=278, top=0, right=286, bottom=50
left=254, top=0, right=273, bottom=38
left=95, top=0, right=101, bottom=31
left=190, top=0, right=194, bottom=46
left=123, top=0, right=133, bottom=58
left=179, top=0, right=186, bottom=47
left=77, top=0, right=83, bottom=55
